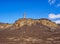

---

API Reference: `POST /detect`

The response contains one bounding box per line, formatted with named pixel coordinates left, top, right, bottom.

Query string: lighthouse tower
left=23, top=12, right=26, bottom=19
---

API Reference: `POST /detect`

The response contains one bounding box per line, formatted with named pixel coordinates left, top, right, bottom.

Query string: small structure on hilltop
left=14, top=12, right=27, bottom=27
left=23, top=12, right=26, bottom=19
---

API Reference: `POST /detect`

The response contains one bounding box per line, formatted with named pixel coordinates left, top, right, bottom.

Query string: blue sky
left=0, top=0, right=60, bottom=23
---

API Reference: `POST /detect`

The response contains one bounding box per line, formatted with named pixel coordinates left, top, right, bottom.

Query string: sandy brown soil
left=0, top=23, right=60, bottom=44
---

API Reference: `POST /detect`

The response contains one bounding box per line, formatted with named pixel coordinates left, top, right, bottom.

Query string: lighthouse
left=23, top=12, right=26, bottom=19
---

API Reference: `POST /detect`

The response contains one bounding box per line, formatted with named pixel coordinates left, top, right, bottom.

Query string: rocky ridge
left=0, top=18, right=59, bottom=30
left=14, top=18, right=58, bottom=28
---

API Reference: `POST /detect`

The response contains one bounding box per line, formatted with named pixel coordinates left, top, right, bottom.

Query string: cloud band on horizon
left=48, top=13, right=60, bottom=24
left=49, top=13, right=60, bottom=19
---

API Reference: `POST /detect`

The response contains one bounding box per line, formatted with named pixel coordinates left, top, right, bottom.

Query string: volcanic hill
left=0, top=18, right=60, bottom=44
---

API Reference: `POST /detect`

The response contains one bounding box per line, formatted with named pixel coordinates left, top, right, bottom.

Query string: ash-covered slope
left=0, top=18, right=60, bottom=44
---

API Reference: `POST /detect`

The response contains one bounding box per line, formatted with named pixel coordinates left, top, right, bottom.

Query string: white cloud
left=48, top=13, right=60, bottom=24
left=54, top=20, right=60, bottom=24
left=48, top=0, right=60, bottom=7
left=49, top=13, right=60, bottom=19
left=57, top=4, right=60, bottom=7
left=48, top=0, right=56, bottom=5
